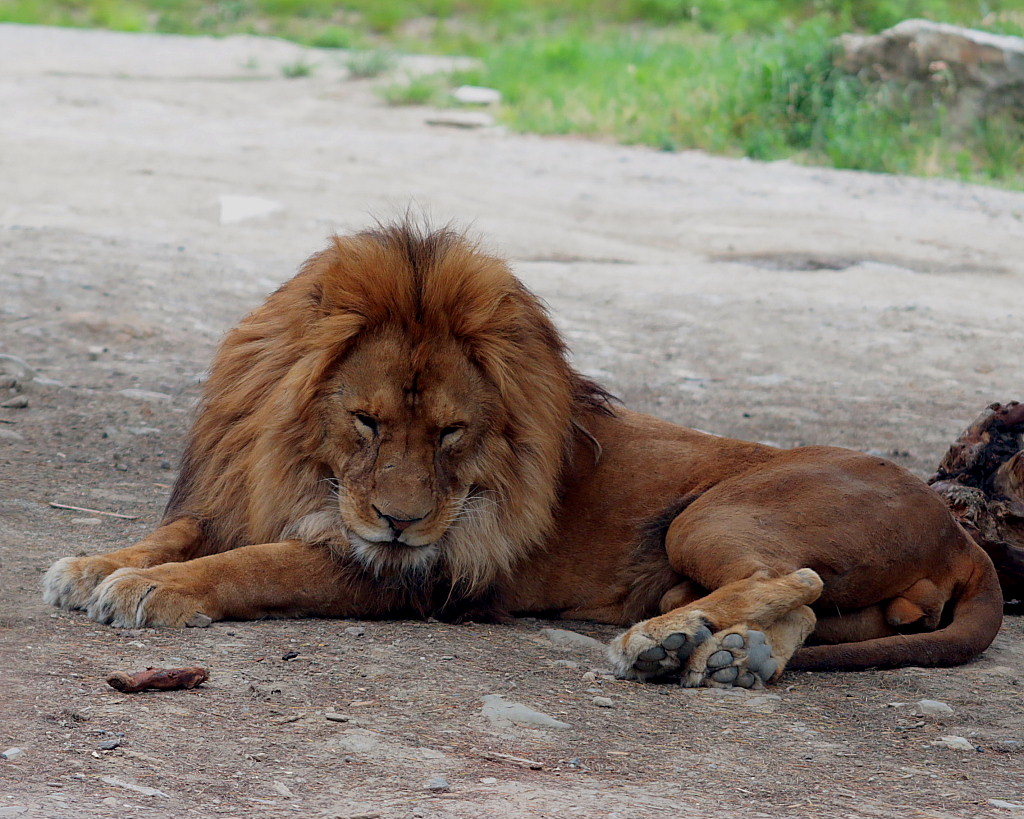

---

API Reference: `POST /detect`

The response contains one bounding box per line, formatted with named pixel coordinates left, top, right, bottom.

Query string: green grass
left=345, top=49, right=395, bottom=78
left=3, top=1, right=1023, bottom=187
left=281, top=57, right=316, bottom=77
left=380, top=72, right=449, bottom=105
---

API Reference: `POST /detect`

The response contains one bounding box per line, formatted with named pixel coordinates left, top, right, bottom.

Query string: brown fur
left=43, top=223, right=1003, bottom=681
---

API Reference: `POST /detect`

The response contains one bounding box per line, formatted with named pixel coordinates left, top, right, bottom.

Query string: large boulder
left=839, top=19, right=1024, bottom=118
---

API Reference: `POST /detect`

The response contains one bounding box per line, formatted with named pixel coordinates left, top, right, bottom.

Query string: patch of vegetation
left=379, top=72, right=449, bottom=105
left=3, top=1, right=1023, bottom=187
left=345, top=49, right=395, bottom=78
left=281, top=57, right=316, bottom=77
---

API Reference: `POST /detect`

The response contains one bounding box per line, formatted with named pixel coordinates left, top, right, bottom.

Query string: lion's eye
left=439, top=425, right=464, bottom=446
left=352, top=412, right=379, bottom=436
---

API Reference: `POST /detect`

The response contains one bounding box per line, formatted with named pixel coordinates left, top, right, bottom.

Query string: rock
left=272, top=781, right=295, bottom=798
left=344, top=626, right=365, bottom=637
left=71, top=517, right=102, bottom=525
left=325, top=712, right=351, bottom=722
left=281, top=651, right=299, bottom=661
left=540, top=628, right=606, bottom=654
left=119, top=388, right=172, bottom=403
left=990, top=799, right=1024, bottom=813
left=0, top=354, right=36, bottom=387
left=219, top=194, right=283, bottom=225
left=591, top=696, right=614, bottom=708
left=915, top=699, right=954, bottom=717
left=426, top=111, right=494, bottom=129
left=480, top=777, right=498, bottom=785
left=424, top=775, right=450, bottom=793
left=839, top=20, right=1024, bottom=119
left=99, top=775, right=169, bottom=797
left=0, top=428, right=23, bottom=441
left=452, top=85, right=501, bottom=105
left=481, top=694, right=571, bottom=729
left=933, top=735, right=976, bottom=751
left=552, top=659, right=580, bottom=669
left=1, top=395, right=28, bottom=408
left=990, top=739, right=1024, bottom=753
left=1, top=747, right=25, bottom=760
left=745, top=694, right=782, bottom=710
left=97, top=738, right=121, bottom=750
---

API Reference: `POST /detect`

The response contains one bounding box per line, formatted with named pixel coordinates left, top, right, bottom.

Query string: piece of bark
left=106, top=666, right=209, bottom=694
left=930, top=402, right=1024, bottom=601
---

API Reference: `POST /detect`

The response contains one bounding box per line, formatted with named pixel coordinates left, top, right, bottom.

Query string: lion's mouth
left=347, top=530, right=440, bottom=576
left=382, top=538, right=431, bottom=549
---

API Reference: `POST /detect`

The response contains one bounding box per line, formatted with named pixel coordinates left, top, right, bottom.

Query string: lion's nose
left=373, top=506, right=425, bottom=533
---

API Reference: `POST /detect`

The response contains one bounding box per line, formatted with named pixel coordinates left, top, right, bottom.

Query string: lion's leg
left=44, top=517, right=206, bottom=611
left=608, top=569, right=823, bottom=680
left=681, top=606, right=817, bottom=688
left=85, top=540, right=357, bottom=628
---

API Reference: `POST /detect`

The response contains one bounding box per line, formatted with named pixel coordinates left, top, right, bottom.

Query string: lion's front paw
left=608, top=610, right=714, bottom=681
left=86, top=568, right=213, bottom=628
left=43, top=555, right=125, bottom=611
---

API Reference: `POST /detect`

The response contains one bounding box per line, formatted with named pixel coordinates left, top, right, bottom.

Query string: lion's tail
left=789, top=548, right=1003, bottom=672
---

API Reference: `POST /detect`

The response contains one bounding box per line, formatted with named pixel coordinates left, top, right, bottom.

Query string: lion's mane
left=164, top=222, right=609, bottom=602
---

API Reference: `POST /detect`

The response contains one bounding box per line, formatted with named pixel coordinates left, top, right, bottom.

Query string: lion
left=43, top=223, right=1003, bottom=688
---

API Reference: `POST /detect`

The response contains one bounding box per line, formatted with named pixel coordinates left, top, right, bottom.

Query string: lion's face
left=324, top=326, right=500, bottom=574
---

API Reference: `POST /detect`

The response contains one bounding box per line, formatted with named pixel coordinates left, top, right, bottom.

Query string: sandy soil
left=1, top=23, right=1023, bottom=819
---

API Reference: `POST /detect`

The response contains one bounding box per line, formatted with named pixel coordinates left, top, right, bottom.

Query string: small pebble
left=592, top=696, right=614, bottom=708
left=1, top=395, right=28, bottom=409
left=325, top=713, right=351, bottom=723
left=1, top=748, right=24, bottom=760
left=345, top=626, right=365, bottom=637
left=933, top=735, right=975, bottom=751
left=281, top=651, right=299, bottom=661
left=424, top=775, right=450, bottom=793
left=98, top=738, right=121, bottom=751
left=160, top=460, right=172, bottom=469
left=480, top=777, right=498, bottom=785
left=452, top=84, right=502, bottom=105
left=426, top=111, right=494, bottom=129
left=989, top=799, right=1024, bottom=812
left=915, top=699, right=954, bottom=717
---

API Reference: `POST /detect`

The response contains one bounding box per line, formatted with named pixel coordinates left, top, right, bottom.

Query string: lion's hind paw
left=682, top=626, right=780, bottom=689
left=609, top=612, right=714, bottom=681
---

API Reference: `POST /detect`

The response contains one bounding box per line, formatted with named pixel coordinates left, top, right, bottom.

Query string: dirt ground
left=2, top=23, right=1024, bottom=819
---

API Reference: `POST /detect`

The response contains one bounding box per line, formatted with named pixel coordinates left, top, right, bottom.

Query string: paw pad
left=686, top=628, right=780, bottom=689
left=610, top=618, right=714, bottom=680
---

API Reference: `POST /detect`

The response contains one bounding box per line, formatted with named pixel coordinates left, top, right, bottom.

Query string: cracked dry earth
left=2, top=23, right=1024, bottom=819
